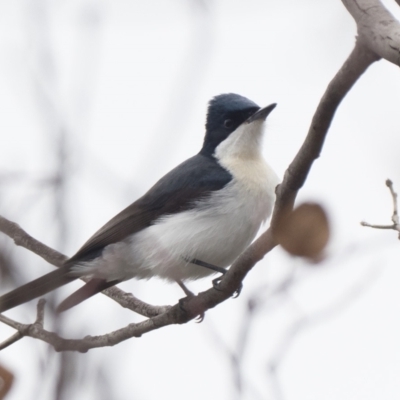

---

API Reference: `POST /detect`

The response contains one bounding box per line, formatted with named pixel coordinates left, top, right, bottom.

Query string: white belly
left=76, top=161, right=278, bottom=282
left=130, top=181, right=272, bottom=281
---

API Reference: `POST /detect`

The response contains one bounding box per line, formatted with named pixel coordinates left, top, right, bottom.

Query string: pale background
left=1, top=1, right=400, bottom=399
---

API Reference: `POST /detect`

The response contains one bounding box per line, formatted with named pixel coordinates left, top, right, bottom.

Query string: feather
left=68, top=153, right=232, bottom=264
left=0, top=266, right=75, bottom=313
left=56, top=278, right=120, bottom=312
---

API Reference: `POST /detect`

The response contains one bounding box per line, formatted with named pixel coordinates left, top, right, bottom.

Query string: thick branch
left=216, top=40, right=378, bottom=297
left=342, top=0, right=400, bottom=66
left=271, top=41, right=378, bottom=231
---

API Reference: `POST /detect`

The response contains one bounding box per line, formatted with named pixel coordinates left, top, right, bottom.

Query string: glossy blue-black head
left=200, top=93, right=274, bottom=156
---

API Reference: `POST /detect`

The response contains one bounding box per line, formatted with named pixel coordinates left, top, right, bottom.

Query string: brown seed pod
left=275, top=202, right=330, bottom=261
left=0, top=363, right=14, bottom=400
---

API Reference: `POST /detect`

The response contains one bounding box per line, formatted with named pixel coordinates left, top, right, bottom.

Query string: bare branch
left=0, top=313, right=27, bottom=331
left=35, top=298, right=46, bottom=327
left=361, top=179, right=400, bottom=237
left=272, top=41, right=378, bottom=221
left=0, top=215, right=170, bottom=318
left=219, top=40, right=379, bottom=294
left=360, top=222, right=395, bottom=229
left=0, top=300, right=192, bottom=352
left=342, top=0, right=400, bottom=66
left=0, top=215, right=66, bottom=267
left=100, top=286, right=171, bottom=317
left=387, top=179, right=399, bottom=225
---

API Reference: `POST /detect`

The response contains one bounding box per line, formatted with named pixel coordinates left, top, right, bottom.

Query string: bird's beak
left=246, top=103, right=277, bottom=123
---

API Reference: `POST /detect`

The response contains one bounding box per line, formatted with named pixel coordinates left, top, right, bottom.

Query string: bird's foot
left=181, top=257, right=243, bottom=301
left=212, top=274, right=242, bottom=298
left=176, top=280, right=204, bottom=322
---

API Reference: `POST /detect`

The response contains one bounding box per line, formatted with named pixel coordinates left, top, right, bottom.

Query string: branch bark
left=342, top=0, right=400, bottom=66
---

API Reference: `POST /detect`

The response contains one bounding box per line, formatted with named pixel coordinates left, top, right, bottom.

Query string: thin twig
left=0, top=215, right=170, bottom=318
left=0, top=313, right=25, bottom=331
left=1, top=302, right=189, bottom=352
left=35, top=298, right=46, bottom=327
left=0, top=216, right=67, bottom=267
left=387, top=179, right=399, bottom=225
left=361, top=179, right=400, bottom=238
left=360, top=223, right=395, bottom=229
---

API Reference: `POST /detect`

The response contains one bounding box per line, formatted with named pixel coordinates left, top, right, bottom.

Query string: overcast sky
left=1, top=1, right=400, bottom=399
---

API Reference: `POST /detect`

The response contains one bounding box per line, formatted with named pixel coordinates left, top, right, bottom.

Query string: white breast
left=76, top=119, right=279, bottom=283
left=104, top=157, right=278, bottom=282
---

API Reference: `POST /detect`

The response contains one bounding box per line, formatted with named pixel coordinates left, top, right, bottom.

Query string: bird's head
left=200, top=93, right=276, bottom=160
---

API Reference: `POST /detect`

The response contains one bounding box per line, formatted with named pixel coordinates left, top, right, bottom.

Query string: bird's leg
left=187, top=258, right=242, bottom=298
left=176, top=279, right=195, bottom=297
left=187, top=258, right=227, bottom=274
left=176, top=279, right=204, bottom=322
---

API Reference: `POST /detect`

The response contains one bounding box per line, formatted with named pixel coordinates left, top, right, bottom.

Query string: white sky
left=1, top=0, right=400, bottom=399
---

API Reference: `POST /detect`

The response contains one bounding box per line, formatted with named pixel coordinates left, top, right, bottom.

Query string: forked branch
left=361, top=179, right=400, bottom=238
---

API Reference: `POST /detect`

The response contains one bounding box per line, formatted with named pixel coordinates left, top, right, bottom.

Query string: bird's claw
left=232, top=283, right=243, bottom=298
left=212, top=276, right=242, bottom=298
left=195, top=313, right=204, bottom=323
left=212, top=276, right=223, bottom=290
left=178, top=296, right=205, bottom=323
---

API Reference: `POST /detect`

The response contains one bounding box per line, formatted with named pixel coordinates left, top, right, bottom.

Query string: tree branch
left=238, top=40, right=379, bottom=274
left=0, top=299, right=194, bottom=352
left=270, top=41, right=378, bottom=227
left=0, top=216, right=66, bottom=267
left=361, top=179, right=400, bottom=238
left=0, top=215, right=170, bottom=318
left=342, top=0, right=400, bottom=66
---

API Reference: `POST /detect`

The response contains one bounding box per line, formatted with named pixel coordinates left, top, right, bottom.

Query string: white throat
left=214, top=119, right=264, bottom=161
left=213, top=118, right=278, bottom=194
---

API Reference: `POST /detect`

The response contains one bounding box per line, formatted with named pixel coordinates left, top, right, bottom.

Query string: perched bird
left=0, top=93, right=278, bottom=313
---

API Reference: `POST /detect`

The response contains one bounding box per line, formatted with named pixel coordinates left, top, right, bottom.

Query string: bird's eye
left=224, top=119, right=233, bottom=128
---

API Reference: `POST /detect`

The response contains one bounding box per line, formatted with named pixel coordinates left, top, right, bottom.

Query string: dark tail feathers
left=0, top=266, right=77, bottom=313
left=57, top=278, right=120, bottom=312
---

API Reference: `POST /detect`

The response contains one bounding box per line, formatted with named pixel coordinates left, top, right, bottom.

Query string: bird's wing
left=67, top=154, right=232, bottom=264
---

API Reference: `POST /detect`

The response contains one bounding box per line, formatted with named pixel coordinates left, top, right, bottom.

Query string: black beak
left=247, top=103, right=277, bottom=123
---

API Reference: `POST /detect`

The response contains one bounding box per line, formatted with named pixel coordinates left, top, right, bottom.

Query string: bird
left=0, top=93, right=279, bottom=313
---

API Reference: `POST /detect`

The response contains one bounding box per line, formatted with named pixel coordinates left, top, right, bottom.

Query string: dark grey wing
left=67, top=154, right=232, bottom=264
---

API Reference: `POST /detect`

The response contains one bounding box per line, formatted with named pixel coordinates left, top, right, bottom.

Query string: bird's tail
left=56, top=278, right=120, bottom=312
left=0, top=265, right=77, bottom=313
